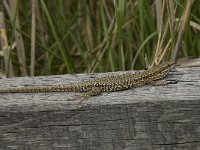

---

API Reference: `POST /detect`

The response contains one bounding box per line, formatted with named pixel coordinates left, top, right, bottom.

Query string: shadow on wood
left=0, top=67, right=200, bottom=150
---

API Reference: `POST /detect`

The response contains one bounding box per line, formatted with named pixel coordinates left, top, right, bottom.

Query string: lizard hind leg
left=78, top=87, right=102, bottom=103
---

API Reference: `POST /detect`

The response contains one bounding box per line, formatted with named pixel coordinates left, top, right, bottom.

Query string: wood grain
left=0, top=67, right=200, bottom=150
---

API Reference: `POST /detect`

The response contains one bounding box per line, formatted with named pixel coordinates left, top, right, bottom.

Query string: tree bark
left=0, top=67, right=200, bottom=150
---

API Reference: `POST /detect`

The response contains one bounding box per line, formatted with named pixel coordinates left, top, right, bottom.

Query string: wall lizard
left=0, top=62, right=176, bottom=102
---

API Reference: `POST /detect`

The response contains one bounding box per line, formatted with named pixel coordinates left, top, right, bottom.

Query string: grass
left=0, top=0, right=199, bottom=77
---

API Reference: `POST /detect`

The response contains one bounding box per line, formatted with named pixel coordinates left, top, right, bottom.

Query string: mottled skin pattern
left=0, top=62, right=175, bottom=101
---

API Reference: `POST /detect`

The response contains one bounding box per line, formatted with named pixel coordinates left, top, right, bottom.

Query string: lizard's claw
left=78, top=94, right=90, bottom=103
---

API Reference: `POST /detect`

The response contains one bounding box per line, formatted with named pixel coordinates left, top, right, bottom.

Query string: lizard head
left=149, top=62, right=176, bottom=81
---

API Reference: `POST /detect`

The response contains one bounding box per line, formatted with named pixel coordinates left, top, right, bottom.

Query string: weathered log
left=0, top=67, right=200, bottom=150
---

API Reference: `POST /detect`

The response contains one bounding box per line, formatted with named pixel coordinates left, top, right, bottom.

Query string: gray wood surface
left=0, top=67, right=200, bottom=150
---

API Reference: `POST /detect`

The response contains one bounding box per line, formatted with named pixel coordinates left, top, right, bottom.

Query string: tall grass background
left=0, top=0, right=199, bottom=77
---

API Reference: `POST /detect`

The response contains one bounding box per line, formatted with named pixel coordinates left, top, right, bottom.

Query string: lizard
left=0, top=62, right=176, bottom=102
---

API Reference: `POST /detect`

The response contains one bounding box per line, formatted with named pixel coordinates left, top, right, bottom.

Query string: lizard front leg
left=78, top=87, right=102, bottom=103
left=150, top=80, right=177, bottom=86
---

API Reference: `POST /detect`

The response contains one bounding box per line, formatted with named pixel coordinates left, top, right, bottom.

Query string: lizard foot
left=77, top=87, right=102, bottom=103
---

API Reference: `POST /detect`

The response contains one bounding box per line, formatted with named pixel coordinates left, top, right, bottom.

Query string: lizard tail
left=0, top=84, right=82, bottom=93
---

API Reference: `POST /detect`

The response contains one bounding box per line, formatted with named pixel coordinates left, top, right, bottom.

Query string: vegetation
left=0, top=0, right=199, bottom=77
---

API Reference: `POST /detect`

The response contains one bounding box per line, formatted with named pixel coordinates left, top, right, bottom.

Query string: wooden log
left=0, top=67, right=200, bottom=150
